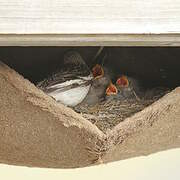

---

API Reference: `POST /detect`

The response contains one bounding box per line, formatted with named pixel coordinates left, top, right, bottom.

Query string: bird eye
left=116, top=76, right=129, bottom=87
left=92, top=64, right=104, bottom=78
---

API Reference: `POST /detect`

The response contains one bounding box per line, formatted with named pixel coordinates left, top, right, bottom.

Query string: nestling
left=116, top=75, right=141, bottom=100
left=81, top=64, right=111, bottom=105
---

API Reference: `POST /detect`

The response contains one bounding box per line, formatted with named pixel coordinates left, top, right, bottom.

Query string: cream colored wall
left=0, top=148, right=180, bottom=180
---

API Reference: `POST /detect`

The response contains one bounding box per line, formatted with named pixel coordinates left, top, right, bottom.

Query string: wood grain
left=0, top=34, right=180, bottom=46
left=0, top=0, right=180, bottom=45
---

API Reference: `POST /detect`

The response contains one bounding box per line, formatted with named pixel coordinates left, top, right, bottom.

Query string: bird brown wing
left=37, top=51, right=92, bottom=91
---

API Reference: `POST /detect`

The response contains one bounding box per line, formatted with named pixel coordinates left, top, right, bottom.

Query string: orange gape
left=106, top=83, right=118, bottom=96
left=92, top=64, right=104, bottom=78
left=116, top=75, right=129, bottom=87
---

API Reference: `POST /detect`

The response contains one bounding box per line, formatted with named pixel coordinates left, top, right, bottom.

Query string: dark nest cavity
left=0, top=47, right=179, bottom=132
left=73, top=87, right=170, bottom=132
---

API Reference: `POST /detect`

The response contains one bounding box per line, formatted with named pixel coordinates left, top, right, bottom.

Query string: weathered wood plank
left=0, top=0, right=180, bottom=46
left=0, top=0, right=180, bottom=34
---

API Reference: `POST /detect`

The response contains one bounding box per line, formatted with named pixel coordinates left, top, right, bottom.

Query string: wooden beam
left=1, top=0, right=180, bottom=46
left=0, top=0, right=180, bottom=34
left=0, top=34, right=180, bottom=46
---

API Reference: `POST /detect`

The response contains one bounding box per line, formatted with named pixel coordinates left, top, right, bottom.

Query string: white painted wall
left=0, top=148, right=180, bottom=180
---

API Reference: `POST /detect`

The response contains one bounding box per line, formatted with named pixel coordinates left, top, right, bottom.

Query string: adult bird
left=37, top=51, right=94, bottom=107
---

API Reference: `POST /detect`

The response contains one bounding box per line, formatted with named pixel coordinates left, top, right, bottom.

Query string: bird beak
left=106, top=83, right=118, bottom=96
left=92, top=64, right=104, bottom=79
left=116, top=75, right=129, bottom=87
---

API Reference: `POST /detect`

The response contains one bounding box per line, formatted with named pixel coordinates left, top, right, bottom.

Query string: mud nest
left=74, top=87, right=170, bottom=132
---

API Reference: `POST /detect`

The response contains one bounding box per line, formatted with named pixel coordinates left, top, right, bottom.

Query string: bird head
left=106, top=83, right=118, bottom=96
left=116, top=75, right=129, bottom=88
left=92, top=64, right=104, bottom=79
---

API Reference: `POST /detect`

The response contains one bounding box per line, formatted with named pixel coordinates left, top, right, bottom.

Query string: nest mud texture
left=0, top=62, right=105, bottom=168
left=74, top=87, right=170, bottom=132
left=0, top=61, right=180, bottom=168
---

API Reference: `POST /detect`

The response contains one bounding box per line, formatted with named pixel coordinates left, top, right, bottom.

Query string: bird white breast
left=47, top=77, right=92, bottom=107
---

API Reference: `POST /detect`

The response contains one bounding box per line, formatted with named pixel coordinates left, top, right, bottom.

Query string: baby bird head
left=106, top=83, right=118, bottom=96
left=116, top=75, right=129, bottom=88
left=92, top=64, right=104, bottom=79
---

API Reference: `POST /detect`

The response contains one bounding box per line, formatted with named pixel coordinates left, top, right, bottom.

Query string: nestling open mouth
left=116, top=75, right=129, bottom=87
left=92, top=64, right=104, bottom=79
left=106, top=83, right=118, bottom=95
